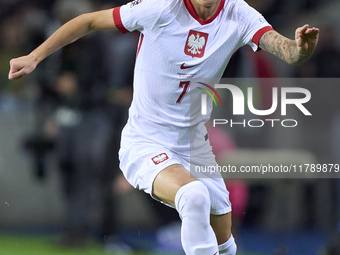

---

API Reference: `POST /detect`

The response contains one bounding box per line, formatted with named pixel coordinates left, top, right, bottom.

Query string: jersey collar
left=183, top=0, right=225, bottom=25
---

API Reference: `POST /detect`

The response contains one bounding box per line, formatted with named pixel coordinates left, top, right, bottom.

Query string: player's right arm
left=8, top=9, right=116, bottom=80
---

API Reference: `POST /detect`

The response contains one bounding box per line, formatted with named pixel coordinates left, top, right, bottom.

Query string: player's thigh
left=152, top=164, right=198, bottom=207
left=210, top=212, right=232, bottom=245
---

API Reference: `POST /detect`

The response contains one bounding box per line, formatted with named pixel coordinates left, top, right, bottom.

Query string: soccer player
left=8, top=0, right=319, bottom=254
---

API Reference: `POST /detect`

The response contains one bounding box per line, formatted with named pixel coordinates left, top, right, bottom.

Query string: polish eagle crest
left=187, top=33, right=206, bottom=55
left=184, top=30, right=209, bottom=58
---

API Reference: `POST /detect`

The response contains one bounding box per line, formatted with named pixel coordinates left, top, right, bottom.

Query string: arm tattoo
left=259, top=31, right=311, bottom=65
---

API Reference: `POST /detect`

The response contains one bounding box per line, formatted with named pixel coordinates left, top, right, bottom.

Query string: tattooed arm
left=259, top=24, right=319, bottom=65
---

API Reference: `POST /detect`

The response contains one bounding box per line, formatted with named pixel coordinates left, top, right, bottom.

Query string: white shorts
left=119, top=122, right=232, bottom=215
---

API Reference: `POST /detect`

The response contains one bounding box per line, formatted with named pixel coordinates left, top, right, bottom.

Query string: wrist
left=297, top=47, right=312, bottom=64
left=28, top=52, right=41, bottom=66
left=298, top=47, right=313, bottom=59
left=288, top=44, right=312, bottom=65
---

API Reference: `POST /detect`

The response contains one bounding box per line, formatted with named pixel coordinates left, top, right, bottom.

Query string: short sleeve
left=113, top=0, right=163, bottom=34
left=235, top=0, right=274, bottom=51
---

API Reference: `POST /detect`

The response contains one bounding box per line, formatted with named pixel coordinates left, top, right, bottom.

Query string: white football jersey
left=113, top=0, right=273, bottom=154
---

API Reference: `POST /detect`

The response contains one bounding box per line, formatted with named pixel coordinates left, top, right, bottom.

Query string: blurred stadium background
left=1, top=0, right=340, bottom=254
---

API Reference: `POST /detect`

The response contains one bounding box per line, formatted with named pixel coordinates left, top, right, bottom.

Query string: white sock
left=218, top=235, right=237, bottom=255
left=175, top=181, right=219, bottom=255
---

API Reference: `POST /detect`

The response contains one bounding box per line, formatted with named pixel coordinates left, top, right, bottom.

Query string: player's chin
left=196, top=0, right=220, bottom=7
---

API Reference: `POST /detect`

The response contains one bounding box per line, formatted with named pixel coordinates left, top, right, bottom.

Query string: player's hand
left=295, top=24, right=319, bottom=56
left=8, top=54, right=38, bottom=80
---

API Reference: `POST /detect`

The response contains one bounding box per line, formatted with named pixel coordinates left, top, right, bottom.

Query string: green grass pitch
left=0, top=234, right=257, bottom=255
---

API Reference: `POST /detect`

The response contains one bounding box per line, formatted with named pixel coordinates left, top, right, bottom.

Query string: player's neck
left=190, top=0, right=221, bottom=21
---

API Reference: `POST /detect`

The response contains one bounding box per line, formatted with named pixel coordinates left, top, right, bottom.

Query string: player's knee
left=186, top=186, right=210, bottom=210
left=175, top=181, right=210, bottom=217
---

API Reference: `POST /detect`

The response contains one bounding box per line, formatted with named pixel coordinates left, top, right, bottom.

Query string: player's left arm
left=259, top=24, right=319, bottom=65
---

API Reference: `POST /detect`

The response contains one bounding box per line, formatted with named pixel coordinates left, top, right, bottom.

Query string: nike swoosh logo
left=213, top=252, right=218, bottom=255
left=180, top=63, right=196, bottom=69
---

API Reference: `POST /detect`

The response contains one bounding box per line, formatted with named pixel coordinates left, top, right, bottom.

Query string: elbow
left=77, top=13, right=94, bottom=32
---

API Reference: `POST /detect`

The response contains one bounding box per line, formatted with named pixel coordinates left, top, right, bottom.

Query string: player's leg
left=210, top=213, right=232, bottom=244
left=152, top=164, right=195, bottom=207
left=196, top=163, right=236, bottom=255
left=210, top=213, right=237, bottom=255
left=153, top=164, right=219, bottom=255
